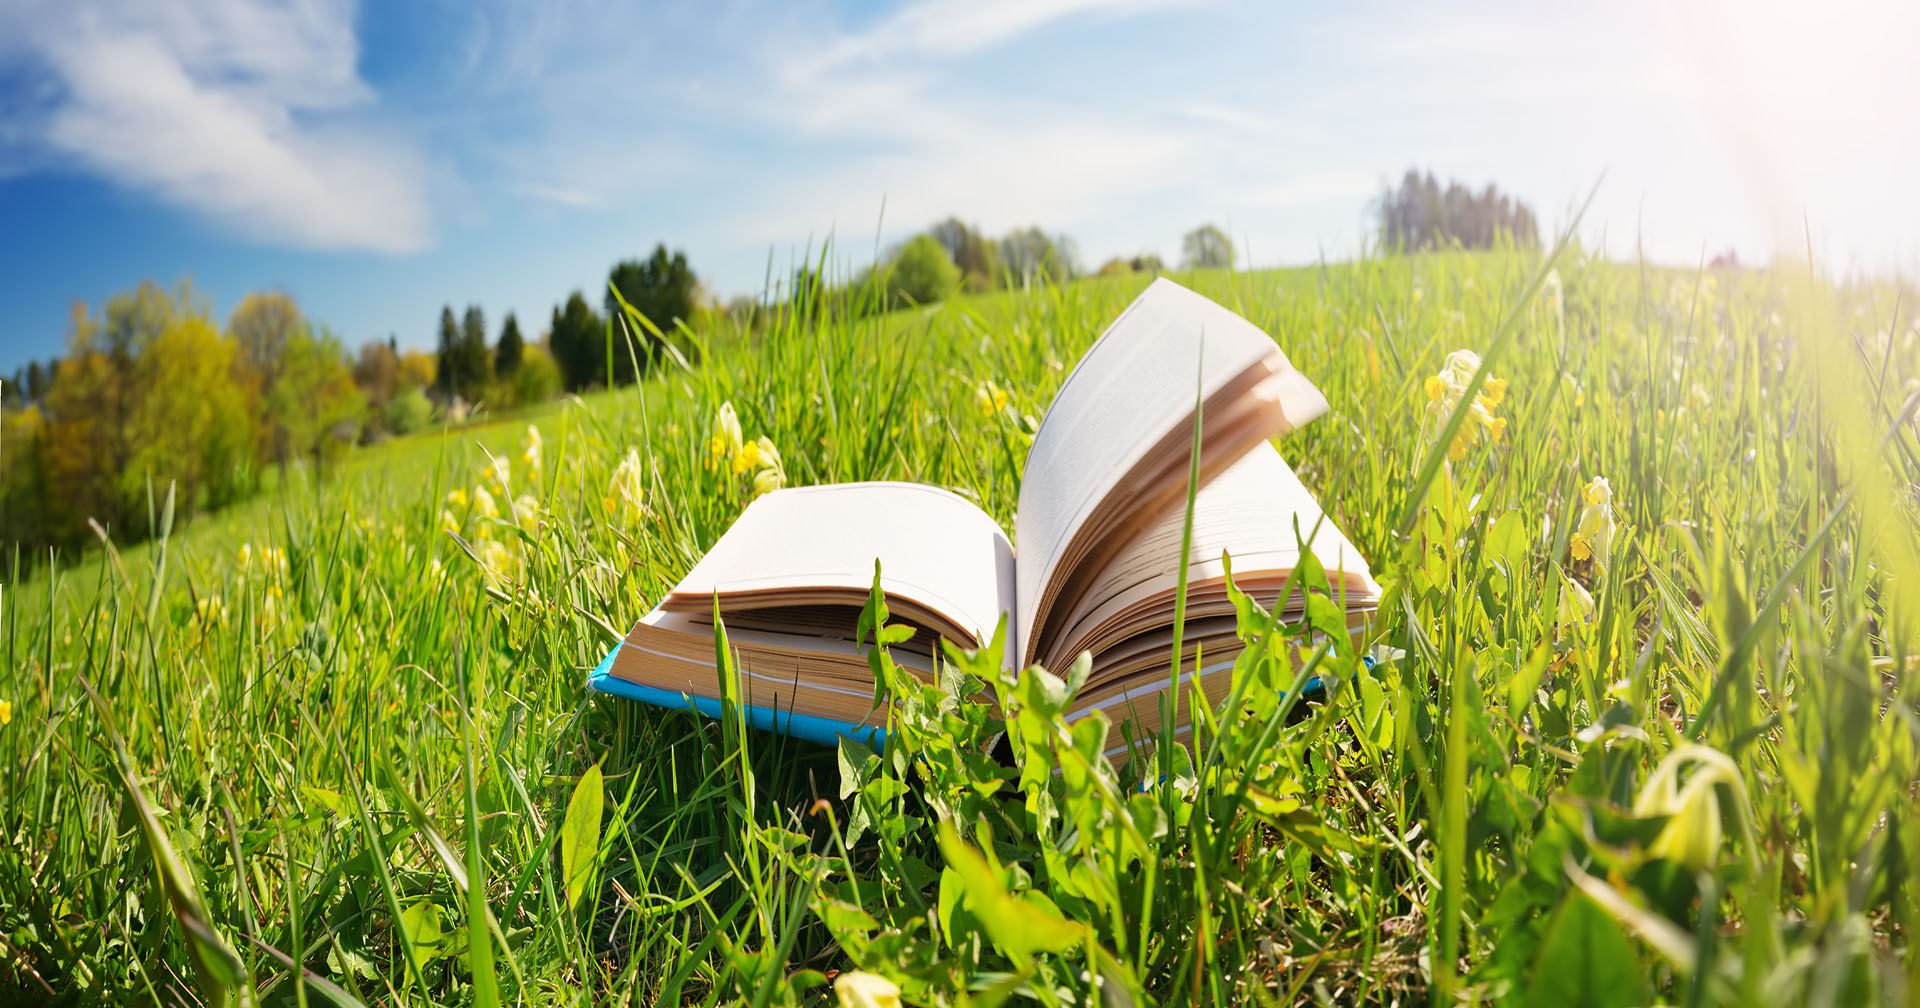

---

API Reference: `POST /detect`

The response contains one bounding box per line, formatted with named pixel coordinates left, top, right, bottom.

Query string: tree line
left=1, top=201, right=1455, bottom=561
left=0, top=242, right=710, bottom=559
left=1375, top=169, right=1540, bottom=252
left=780, top=219, right=1238, bottom=315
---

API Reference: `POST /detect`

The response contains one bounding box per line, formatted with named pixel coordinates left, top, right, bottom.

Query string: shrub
left=512, top=345, right=562, bottom=406
left=385, top=384, right=434, bottom=435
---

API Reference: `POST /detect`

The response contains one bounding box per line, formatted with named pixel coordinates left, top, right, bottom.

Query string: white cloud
left=2, top=0, right=430, bottom=253
left=801, top=0, right=1190, bottom=72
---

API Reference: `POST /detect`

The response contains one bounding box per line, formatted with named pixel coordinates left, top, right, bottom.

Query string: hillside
left=2, top=256, right=1916, bottom=1005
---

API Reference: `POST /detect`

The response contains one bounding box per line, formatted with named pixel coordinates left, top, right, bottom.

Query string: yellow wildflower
left=447, top=487, right=469, bottom=509
left=0, top=699, right=12, bottom=726
left=1570, top=475, right=1617, bottom=573
left=750, top=437, right=786, bottom=498
left=708, top=402, right=743, bottom=470
left=521, top=425, right=544, bottom=478
left=513, top=494, right=541, bottom=534
left=479, top=538, right=520, bottom=586
left=973, top=379, right=1010, bottom=418
left=834, top=971, right=901, bottom=1008
left=1481, top=376, right=1508, bottom=407
left=473, top=487, right=500, bottom=522
left=439, top=508, right=461, bottom=534
left=1556, top=574, right=1595, bottom=629
left=196, top=595, right=225, bottom=625
left=606, top=449, right=648, bottom=518
left=732, top=436, right=763, bottom=476
left=1424, top=349, right=1508, bottom=461
left=1634, top=744, right=1741, bottom=871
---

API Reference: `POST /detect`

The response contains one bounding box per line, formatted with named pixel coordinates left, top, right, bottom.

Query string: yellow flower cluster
left=603, top=449, right=650, bottom=519
left=195, top=595, right=226, bottom=625
left=972, top=379, right=1011, bottom=418
left=1423, top=349, right=1508, bottom=461
left=1569, top=475, right=1617, bottom=573
left=237, top=543, right=288, bottom=576
left=707, top=401, right=786, bottom=497
left=521, top=424, right=544, bottom=482
left=1, top=699, right=13, bottom=726
left=438, top=424, right=547, bottom=587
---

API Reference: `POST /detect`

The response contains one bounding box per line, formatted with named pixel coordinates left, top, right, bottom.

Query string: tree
left=271, top=329, right=364, bottom=473
left=549, top=292, right=604, bottom=392
left=25, top=359, right=50, bottom=402
left=229, top=292, right=311, bottom=469
left=886, top=234, right=961, bottom=306
left=1182, top=224, right=1234, bottom=270
left=459, top=304, right=493, bottom=395
left=398, top=349, right=436, bottom=391
left=1374, top=169, right=1539, bottom=251
left=927, top=217, right=999, bottom=291
left=436, top=305, right=461, bottom=398
left=1000, top=227, right=1078, bottom=288
left=228, top=292, right=302, bottom=399
left=606, top=246, right=698, bottom=381
left=353, top=340, right=403, bottom=416
left=124, top=314, right=252, bottom=515
left=0, top=405, right=49, bottom=552
left=38, top=284, right=196, bottom=543
left=496, top=313, right=525, bottom=376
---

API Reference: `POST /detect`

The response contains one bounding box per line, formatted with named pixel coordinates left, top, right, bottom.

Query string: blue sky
left=1, top=0, right=1916, bottom=373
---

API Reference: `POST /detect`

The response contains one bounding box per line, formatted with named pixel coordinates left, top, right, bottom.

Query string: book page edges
left=588, top=643, right=888, bottom=750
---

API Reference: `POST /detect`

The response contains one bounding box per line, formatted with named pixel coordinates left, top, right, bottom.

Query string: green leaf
left=398, top=899, right=446, bottom=978
left=1521, top=890, right=1650, bottom=1008
left=301, top=785, right=352, bottom=819
left=936, top=821, right=1085, bottom=961
left=559, top=761, right=605, bottom=913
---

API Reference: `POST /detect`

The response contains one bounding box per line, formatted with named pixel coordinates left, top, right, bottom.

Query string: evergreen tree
left=436, top=305, right=460, bottom=398
left=496, top=312, right=525, bottom=376
left=606, top=246, right=697, bottom=382
left=549, top=292, right=604, bottom=392
left=460, top=304, right=492, bottom=393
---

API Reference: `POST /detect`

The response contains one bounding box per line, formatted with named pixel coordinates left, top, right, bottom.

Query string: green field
left=3, top=253, right=1917, bottom=1006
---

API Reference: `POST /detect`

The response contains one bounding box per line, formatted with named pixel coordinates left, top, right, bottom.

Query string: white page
left=1014, top=278, right=1327, bottom=663
left=662, top=482, right=1015, bottom=649
left=1044, top=441, right=1379, bottom=668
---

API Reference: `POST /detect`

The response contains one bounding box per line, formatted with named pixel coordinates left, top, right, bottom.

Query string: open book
left=588, top=278, right=1380, bottom=752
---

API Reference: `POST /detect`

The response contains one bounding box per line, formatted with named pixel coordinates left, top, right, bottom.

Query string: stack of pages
left=589, top=278, right=1379, bottom=751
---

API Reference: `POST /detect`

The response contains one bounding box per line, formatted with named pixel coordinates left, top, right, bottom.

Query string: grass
left=2, top=252, right=1917, bottom=1005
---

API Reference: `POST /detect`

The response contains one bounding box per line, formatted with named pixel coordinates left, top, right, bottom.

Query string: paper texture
left=662, top=481, right=1015, bottom=648
left=1013, top=277, right=1328, bottom=664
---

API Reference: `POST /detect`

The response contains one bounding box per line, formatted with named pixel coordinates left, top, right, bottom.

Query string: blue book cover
left=587, top=642, right=889, bottom=750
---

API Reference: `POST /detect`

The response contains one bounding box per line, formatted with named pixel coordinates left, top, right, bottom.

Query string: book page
left=1014, top=278, right=1328, bottom=665
left=661, top=482, right=1015, bottom=650
left=1040, top=441, right=1379, bottom=670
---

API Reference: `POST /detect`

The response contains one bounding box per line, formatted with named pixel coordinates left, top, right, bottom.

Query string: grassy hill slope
left=2, top=256, right=1915, bottom=1005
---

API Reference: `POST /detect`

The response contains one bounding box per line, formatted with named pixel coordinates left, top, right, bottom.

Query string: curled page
left=1013, top=278, right=1326, bottom=666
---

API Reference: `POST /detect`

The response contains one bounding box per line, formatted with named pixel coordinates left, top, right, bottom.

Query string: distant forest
left=2, top=170, right=1538, bottom=559
left=1375, top=169, right=1540, bottom=251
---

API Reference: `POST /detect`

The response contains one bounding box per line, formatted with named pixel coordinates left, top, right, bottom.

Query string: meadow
left=2, top=250, right=1917, bottom=1006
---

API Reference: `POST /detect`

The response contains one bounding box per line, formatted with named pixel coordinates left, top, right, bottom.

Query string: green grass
left=2, top=253, right=1916, bottom=1005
